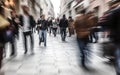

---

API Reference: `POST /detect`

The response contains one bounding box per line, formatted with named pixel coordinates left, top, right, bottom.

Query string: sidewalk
left=0, top=32, right=116, bottom=75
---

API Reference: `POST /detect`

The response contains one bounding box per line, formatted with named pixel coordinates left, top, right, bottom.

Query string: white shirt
left=23, top=14, right=31, bottom=32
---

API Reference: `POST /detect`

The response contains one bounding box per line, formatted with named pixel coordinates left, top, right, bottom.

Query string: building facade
left=46, top=0, right=55, bottom=18
left=60, top=0, right=116, bottom=18
left=88, top=0, right=111, bottom=17
left=0, top=0, right=54, bottom=20
left=37, top=0, right=54, bottom=19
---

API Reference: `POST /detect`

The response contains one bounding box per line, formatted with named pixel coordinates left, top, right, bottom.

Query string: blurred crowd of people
left=0, top=4, right=75, bottom=71
left=74, top=0, right=120, bottom=75
left=0, top=0, right=120, bottom=75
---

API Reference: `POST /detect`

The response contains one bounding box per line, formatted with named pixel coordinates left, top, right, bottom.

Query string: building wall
left=60, top=0, right=113, bottom=18
left=60, top=0, right=73, bottom=18
left=60, top=0, right=88, bottom=19
left=46, top=0, right=54, bottom=18
left=88, top=0, right=109, bottom=17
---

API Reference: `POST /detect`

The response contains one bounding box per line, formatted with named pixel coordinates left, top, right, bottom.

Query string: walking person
left=9, top=10, right=20, bottom=39
left=37, top=15, right=48, bottom=46
left=48, top=18, right=53, bottom=35
left=74, top=9, right=93, bottom=69
left=19, top=5, right=35, bottom=54
left=87, top=12, right=99, bottom=43
left=37, top=15, right=42, bottom=34
left=59, top=15, right=68, bottom=41
left=98, top=1, right=120, bottom=75
left=6, top=10, right=20, bottom=56
left=0, top=3, right=10, bottom=70
left=68, top=16, right=74, bottom=37
left=52, top=19, right=58, bottom=37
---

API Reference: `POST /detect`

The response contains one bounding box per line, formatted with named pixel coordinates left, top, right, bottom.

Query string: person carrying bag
left=0, top=15, right=10, bottom=70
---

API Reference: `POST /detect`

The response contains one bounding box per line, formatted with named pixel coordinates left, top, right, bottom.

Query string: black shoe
left=44, top=44, right=46, bottom=47
left=10, top=53, right=15, bottom=57
left=39, top=41, right=41, bottom=45
left=24, top=51, right=27, bottom=54
left=63, top=39, right=65, bottom=41
left=82, top=65, right=90, bottom=71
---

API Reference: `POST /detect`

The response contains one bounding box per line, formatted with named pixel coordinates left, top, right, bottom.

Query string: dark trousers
left=89, top=32, right=98, bottom=43
left=115, top=46, right=120, bottom=75
left=60, top=28, right=66, bottom=41
left=49, top=27, right=53, bottom=35
left=77, top=37, right=89, bottom=67
left=0, top=46, right=3, bottom=69
left=52, top=28, right=57, bottom=37
left=5, top=31, right=16, bottom=56
left=23, top=31, right=34, bottom=53
left=10, top=37, right=15, bottom=56
left=6, top=34, right=16, bottom=56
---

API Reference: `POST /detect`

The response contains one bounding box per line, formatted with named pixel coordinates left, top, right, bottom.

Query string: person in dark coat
left=0, top=3, right=10, bottom=70
left=6, top=10, right=20, bottom=56
left=59, top=15, right=68, bottom=41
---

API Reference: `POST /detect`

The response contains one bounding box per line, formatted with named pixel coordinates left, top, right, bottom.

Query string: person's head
left=10, top=10, right=16, bottom=17
left=21, top=5, right=29, bottom=15
left=69, top=16, right=72, bottom=19
left=63, top=14, right=66, bottom=19
left=41, top=14, right=45, bottom=20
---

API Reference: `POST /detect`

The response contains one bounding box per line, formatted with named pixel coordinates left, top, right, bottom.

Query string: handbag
left=0, top=15, right=10, bottom=29
left=5, top=29, right=14, bottom=42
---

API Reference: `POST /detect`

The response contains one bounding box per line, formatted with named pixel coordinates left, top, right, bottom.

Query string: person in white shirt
left=19, top=5, right=36, bottom=54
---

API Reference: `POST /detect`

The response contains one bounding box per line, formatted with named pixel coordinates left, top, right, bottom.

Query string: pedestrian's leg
left=0, top=47, right=3, bottom=69
left=23, top=33, right=27, bottom=54
left=39, top=30, right=42, bottom=45
left=10, top=37, right=15, bottom=56
left=115, top=47, right=120, bottom=75
left=69, top=28, right=71, bottom=37
left=30, top=32, right=34, bottom=53
left=3, top=45, right=6, bottom=57
left=16, top=31, right=19, bottom=40
left=55, top=28, right=57, bottom=36
left=49, top=27, right=52, bottom=35
left=90, top=34, right=93, bottom=43
left=63, top=28, right=66, bottom=41
left=60, top=28, right=63, bottom=41
left=77, top=38, right=87, bottom=68
left=53, top=28, right=56, bottom=37
left=94, top=32, right=98, bottom=43
left=44, top=30, right=47, bottom=46
left=34, top=27, right=36, bottom=33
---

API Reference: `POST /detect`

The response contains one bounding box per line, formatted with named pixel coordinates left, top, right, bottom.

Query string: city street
left=0, top=0, right=120, bottom=75
left=0, top=32, right=116, bottom=75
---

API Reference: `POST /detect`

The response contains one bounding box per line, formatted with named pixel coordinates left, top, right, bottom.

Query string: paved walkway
left=0, top=32, right=116, bottom=75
